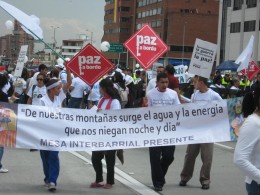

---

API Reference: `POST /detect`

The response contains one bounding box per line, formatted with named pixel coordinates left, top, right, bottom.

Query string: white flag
left=236, top=35, right=254, bottom=72
left=0, top=0, right=43, bottom=39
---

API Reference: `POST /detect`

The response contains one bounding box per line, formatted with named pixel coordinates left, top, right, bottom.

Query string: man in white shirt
left=68, top=76, right=90, bottom=109
left=147, top=72, right=180, bottom=192
left=147, top=66, right=164, bottom=92
left=179, top=76, right=222, bottom=190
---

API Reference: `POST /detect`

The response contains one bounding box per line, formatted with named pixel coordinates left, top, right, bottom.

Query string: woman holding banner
left=234, top=88, right=260, bottom=195
left=39, top=63, right=72, bottom=192
left=90, top=78, right=121, bottom=189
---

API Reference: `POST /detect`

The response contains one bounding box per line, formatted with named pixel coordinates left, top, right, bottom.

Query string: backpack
left=125, top=82, right=138, bottom=108
left=116, top=84, right=128, bottom=108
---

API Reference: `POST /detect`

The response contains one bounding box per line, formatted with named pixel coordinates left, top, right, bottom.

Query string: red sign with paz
left=124, top=24, right=169, bottom=70
left=67, top=44, right=114, bottom=86
left=240, top=61, right=260, bottom=80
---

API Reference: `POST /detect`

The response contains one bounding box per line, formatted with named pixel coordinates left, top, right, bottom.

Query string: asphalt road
left=0, top=141, right=246, bottom=195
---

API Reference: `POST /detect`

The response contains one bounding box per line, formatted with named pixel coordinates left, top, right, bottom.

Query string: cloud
left=38, top=17, right=103, bottom=50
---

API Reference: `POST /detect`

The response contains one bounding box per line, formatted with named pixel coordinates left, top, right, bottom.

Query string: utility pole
left=86, top=29, right=93, bottom=44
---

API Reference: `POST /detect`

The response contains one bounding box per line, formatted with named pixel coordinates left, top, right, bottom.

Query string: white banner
left=7, top=100, right=231, bottom=151
left=14, top=45, right=28, bottom=77
left=189, top=39, right=217, bottom=78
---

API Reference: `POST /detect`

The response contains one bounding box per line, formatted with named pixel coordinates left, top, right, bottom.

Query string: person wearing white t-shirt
left=147, top=66, right=164, bottom=92
left=87, top=80, right=101, bottom=108
left=38, top=65, right=72, bottom=192
left=179, top=76, right=222, bottom=190
left=68, top=76, right=90, bottom=108
left=90, top=78, right=121, bottom=190
left=27, top=73, right=47, bottom=105
left=146, top=73, right=180, bottom=192
left=234, top=88, right=260, bottom=195
left=27, top=64, right=48, bottom=94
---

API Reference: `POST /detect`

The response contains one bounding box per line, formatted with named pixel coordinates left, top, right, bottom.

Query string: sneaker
left=154, top=186, right=163, bottom=191
left=48, top=182, right=56, bottom=192
left=201, top=184, right=210, bottom=190
left=103, top=184, right=113, bottom=189
left=44, top=180, right=49, bottom=187
left=179, top=180, right=187, bottom=186
left=0, top=168, right=8, bottom=173
left=90, top=182, right=104, bottom=188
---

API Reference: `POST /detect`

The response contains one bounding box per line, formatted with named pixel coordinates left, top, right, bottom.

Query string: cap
left=225, top=70, right=231, bottom=75
left=55, top=64, right=64, bottom=69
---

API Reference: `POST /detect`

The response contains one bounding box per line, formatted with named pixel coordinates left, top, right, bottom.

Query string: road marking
left=69, top=151, right=159, bottom=195
left=215, top=143, right=234, bottom=150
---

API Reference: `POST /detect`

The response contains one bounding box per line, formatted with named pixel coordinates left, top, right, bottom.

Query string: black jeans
left=149, top=146, right=175, bottom=187
left=92, top=150, right=116, bottom=185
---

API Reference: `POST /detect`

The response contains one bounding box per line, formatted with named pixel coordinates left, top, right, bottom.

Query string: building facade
left=0, top=20, right=34, bottom=66
left=225, top=0, right=260, bottom=65
left=102, top=0, right=219, bottom=68
left=61, top=39, right=87, bottom=59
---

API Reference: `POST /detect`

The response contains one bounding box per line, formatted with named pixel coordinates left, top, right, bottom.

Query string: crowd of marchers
left=0, top=60, right=259, bottom=194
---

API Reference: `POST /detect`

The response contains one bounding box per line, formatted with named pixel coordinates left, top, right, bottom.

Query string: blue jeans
left=40, top=150, right=60, bottom=185
left=246, top=181, right=260, bottom=195
left=0, top=147, right=3, bottom=169
left=68, top=97, right=83, bottom=109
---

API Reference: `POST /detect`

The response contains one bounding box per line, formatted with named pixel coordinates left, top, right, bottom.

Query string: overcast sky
left=0, top=0, right=105, bottom=52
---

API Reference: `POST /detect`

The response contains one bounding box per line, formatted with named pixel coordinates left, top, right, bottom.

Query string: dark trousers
left=68, top=97, right=83, bottom=109
left=40, top=150, right=60, bottom=185
left=92, top=150, right=116, bottom=185
left=149, top=146, right=175, bottom=187
left=246, top=181, right=260, bottom=195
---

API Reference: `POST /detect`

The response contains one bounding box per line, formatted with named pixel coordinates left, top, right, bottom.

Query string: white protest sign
left=174, top=65, right=186, bottom=83
left=189, top=39, right=217, bottom=78
left=14, top=45, right=28, bottom=77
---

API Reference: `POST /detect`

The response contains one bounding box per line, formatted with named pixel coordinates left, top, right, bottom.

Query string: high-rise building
left=225, top=0, right=259, bottom=65
left=0, top=20, right=34, bottom=66
left=102, top=0, right=219, bottom=68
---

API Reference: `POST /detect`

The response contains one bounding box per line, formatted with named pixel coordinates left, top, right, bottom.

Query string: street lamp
left=86, top=29, right=93, bottom=44
left=182, top=22, right=187, bottom=65
left=50, top=26, right=59, bottom=65
left=50, top=26, right=60, bottom=49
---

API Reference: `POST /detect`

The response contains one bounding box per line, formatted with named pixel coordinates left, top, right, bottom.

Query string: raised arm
left=62, top=62, right=72, bottom=93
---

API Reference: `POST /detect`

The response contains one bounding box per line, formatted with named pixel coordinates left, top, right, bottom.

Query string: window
left=244, top=20, right=256, bottom=32
left=151, top=21, right=157, bottom=27
left=136, top=23, right=142, bottom=30
left=157, top=20, right=162, bottom=27
left=105, top=9, right=113, bottom=15
left=120, top=28, right=129, bottom=33
left=120, top=17, right=130, bottom=22
left=119, top=7, right=130, bottom=12
left=105, top=0, right=114, bottom=5
left=247, top=0, right=257, bottom=8
left=138, top=1, right=143, bottom=7
left=230, top=22, right=241, bottom=33
left=170, top=45, right=194, bottom=52
left=157, top=7, right=162, bottom=14
left=152, top=8, right=157, bottom=15
left=233, top=0, right=243, bottom=11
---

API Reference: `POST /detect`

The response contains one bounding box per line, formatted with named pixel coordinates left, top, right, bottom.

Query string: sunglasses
left=37, top=78, right=43, bottom=81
